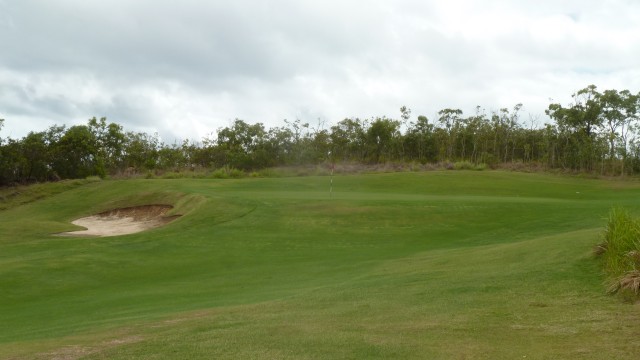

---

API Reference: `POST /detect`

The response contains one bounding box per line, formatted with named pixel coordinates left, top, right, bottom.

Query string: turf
left=1, top=171, right=640, bottom=359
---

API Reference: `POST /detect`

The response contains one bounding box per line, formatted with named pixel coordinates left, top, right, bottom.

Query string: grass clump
left=453, top=161, right=487, bottom=171
left=210, top=166, right=245, bottom=179
left=597, top=207, right=640, bottom=298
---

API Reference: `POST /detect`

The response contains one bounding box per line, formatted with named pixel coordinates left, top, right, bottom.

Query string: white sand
left=59, top=205, right=176, bottom=237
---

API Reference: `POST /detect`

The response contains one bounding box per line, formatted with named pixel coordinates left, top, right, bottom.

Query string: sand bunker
left=60, top=205, right=179, bottom=237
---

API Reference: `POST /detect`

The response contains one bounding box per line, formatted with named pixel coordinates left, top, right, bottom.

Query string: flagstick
left=330, top=163, right=334, bottom=198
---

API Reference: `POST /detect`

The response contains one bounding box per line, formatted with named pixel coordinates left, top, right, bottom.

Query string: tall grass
left=453, top=161, right=487, bottom=171
left=598, top=207, right=640, bottom=297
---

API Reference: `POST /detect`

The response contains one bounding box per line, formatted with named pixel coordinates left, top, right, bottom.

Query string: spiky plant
left=600, top=208, right=640, bottom=274
left=599, top=208, right=640, bottom=299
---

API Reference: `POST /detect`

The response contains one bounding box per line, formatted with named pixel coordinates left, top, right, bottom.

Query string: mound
left=60, top=205, right=179, bottom=237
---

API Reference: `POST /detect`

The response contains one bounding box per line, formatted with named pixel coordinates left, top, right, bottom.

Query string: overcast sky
left=1, top=0, right=639, bottom=142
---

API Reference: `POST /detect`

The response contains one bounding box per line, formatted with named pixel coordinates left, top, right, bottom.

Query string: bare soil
left=60, top=205, right=179, bottom=237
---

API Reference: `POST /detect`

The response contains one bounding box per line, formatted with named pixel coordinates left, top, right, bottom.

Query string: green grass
left=1, top=171, right=640, bottom=358
left=600, top=208, right=640, bottom=273
left=0, top=178, right=98, bottom=211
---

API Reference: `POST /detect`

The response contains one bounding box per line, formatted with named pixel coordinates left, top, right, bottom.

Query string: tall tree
left=51, top=125, right=102, bottom=179
left=124, top=131, right=160, bottom=171
left=405, top=115, right=435, bottom=163
left=20, top=131, right=50, bottom=182
left=437, top=108, right=463, bottom=160
left=366, top=117, right=400, bottom=163
left=330, top=118, right=367, bottom=162
left=216, top=119, right=268, bottom=170
left=600, top=89, right=625, bottom=168
left=600, top=90, right=640, bottom=175
left=546, top=85, right=604, bottom=171
left=88, top=117, right=127, bottom=173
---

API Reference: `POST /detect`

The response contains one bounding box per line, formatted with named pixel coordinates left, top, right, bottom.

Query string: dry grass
left=608, top=270, right=640, bottom=295
left=593, top=242, right=607, bottom=256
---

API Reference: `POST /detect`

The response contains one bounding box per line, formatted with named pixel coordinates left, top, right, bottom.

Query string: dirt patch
left=60, top=205, right=179, bottom=237
left=35, top=335, right=144, bottom=360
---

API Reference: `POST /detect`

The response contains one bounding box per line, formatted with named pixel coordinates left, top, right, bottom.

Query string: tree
left=405, top=115, right=435, bottom=163
left=599, top=89, right=624, bottom=170
left=51, top=125, right=102, bottom=179
left=265, top=126, right=294, bottom=165
left=123, top=131, right=160, bottom=171
left=0, top=138, right=21, bottom=185
left=20, top=131, right=50, bottom=182
left=88, top=117, right=127, bottom=173
left=366, top=117, right=400, bottom=163
left=400, top=106, right=411, bottom=123
left=437, top=108, right=463, bottom=160
left=330, top=118, right=368, bottom=162
left=463, top=107, right=487, bottom=163
left=0, top=118, right=5, bottom=184
left=495, top=104, right=522, bottom=163
left=216, top=119, right=268, bottom=169
left=600, top=90, right=640, bottom=175
left=546, top=85, right=605, bottom=171
left=284, top=119, right=310, bottom=165
left=5, top=85, right=640, bottom=181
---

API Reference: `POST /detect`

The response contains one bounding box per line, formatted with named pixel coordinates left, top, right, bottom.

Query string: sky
left=1, top=0, right=640, bottom=143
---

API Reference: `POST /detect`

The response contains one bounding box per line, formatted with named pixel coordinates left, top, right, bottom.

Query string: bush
left=453, top=161, right=487, bottom=171
left=453, top=161, right=474, bottom=170
left=228, top=168, right=244, bottom=178
left=597, top=207, right=640, bottom=298
left=210, top=166, right=245, bottom=179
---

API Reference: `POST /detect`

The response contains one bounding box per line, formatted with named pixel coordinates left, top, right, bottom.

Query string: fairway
left=1, top=171, right=640, bottom=359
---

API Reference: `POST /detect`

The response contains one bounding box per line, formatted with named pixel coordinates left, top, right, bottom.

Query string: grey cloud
left=2, top=0, right=640, bottom=141
left=0, top=82, right=77, bottom=119
left=1, top=0, right=383, bottom=88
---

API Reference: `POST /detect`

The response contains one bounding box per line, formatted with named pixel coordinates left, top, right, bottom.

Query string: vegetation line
left=1, top=85, right=640, bottom=186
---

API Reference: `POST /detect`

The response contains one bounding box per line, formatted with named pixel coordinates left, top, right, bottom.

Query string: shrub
left=474, top=163, right=487, bottom=171
left=228, top=168, right=244, bottom=179
left=453, top=161, right=486, bottom=171
left=597, top=207, right=640, bottom=298
left=209, top=166, right=245, bottom=179
left=210, top=168, right=229, bottom=179
left=453, top=161, right=470, bottom=170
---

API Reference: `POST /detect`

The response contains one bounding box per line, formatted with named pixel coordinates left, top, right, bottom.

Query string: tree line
left=1, top=85, right=639, bottom=186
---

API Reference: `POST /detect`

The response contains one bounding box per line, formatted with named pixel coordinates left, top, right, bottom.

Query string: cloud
left=1, top=0, right=640, bottom=142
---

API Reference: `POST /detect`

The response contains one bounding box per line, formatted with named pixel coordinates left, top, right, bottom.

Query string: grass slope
left=1, top=171, right=640, bottom=359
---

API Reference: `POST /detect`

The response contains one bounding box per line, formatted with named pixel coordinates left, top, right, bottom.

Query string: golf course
left=1, top=170, right=640, bottom=359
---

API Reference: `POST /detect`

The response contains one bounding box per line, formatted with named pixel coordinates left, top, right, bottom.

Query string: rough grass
left=2, top=171, right=640, bottom=358
left=453, top=160, right=487, bottom=170
left=599, top=207, right=640, bottom=297
left=0, top=178, right=98, bottom=211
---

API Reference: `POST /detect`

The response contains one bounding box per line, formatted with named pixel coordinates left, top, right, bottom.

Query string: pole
left=330, top=163, right=334, bottom=198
